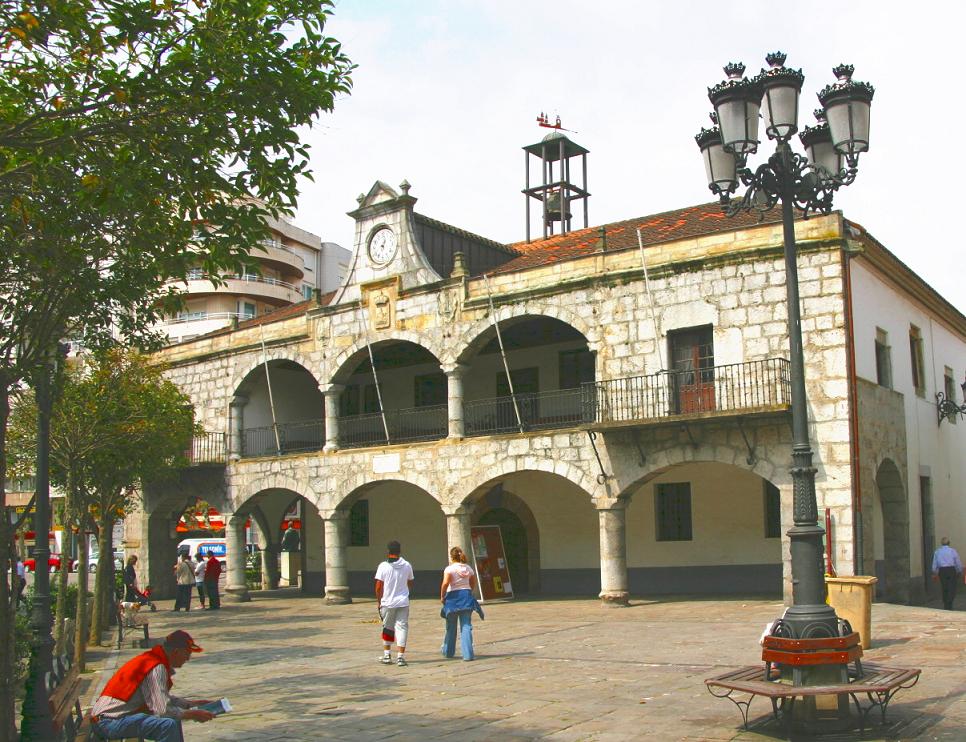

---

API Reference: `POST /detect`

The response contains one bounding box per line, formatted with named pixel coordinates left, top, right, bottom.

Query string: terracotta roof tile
left=492, top=201, right=785, bottom=275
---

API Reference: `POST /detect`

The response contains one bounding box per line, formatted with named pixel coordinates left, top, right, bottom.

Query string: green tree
left=0, top=2, right=352, bottom=734
left=8, top=350, right=194, bottom=668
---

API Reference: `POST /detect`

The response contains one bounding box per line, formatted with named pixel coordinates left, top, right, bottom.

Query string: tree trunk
left=88, top=517, right=115, bottom=645
left=74, top=530, right=90, bottom=672
left=53, top=527, right=70, bottom=654
left=0, top=383, right=19, bottom=742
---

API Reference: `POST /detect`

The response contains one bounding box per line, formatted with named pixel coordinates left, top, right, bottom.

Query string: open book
left=197, top=698, right=232, bottom=716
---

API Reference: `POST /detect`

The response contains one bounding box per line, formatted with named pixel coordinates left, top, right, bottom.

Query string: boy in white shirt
left=374, top=540, right=414, bottom=666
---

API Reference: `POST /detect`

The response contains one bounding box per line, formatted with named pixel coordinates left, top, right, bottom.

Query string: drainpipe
left=842, top=236, right=864, bottom=574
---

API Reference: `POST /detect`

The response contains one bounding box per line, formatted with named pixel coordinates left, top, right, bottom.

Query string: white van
left=177, top=538, right=227, bottom=566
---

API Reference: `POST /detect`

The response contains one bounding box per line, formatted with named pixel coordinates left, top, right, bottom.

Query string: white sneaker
left=380, top=654, right=392, bottom=665
left=396, top=655, right=407, bottom=667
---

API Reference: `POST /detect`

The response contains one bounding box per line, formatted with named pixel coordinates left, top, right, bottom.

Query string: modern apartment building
left=161, top=213, right=349, bottom=344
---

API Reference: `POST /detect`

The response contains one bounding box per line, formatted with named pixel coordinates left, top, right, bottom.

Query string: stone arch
left=231, top=473, right=315, bottom=514
left=231, top=349, right=319, bottom=398
left=615, top=440, right=788, bottom=500
left=321, top=469, right=443, bottom=514
left=471, top=488, right=541, bottom=593
left=455, top=458, right=602, bottom=509
left=873, top=457, right=910, bottom=603
left=453, top=302, right=600, bottom=367
left=328, top=331, right=446, bottom=386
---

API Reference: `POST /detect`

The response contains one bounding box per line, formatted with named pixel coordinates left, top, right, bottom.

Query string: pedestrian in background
left=439, top=546, right=484, bottom=661
left=204, top=552, right=222, bottom=610
left=15, top=555, right=26, bottom=608
left=194, top=553, right=207, bottom=610
left=173, top=554, right=194, bottom=612
left=932, top=536, right=963, bottom=610
left=375, top=540, right=414, bottom=666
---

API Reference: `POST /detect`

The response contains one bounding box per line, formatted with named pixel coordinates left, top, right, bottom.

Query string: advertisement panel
left=470, top=525, right=514, bottom=600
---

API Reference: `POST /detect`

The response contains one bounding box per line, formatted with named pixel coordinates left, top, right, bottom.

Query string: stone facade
left=125, top=184, right=877, bottom=607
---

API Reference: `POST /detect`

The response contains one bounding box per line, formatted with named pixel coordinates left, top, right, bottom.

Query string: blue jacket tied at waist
left=441, top=589, right=485, bottom=619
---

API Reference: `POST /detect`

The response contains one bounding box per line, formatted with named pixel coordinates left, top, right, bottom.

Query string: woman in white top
left=193, top=554, right=207, bottom=609
left=439, top=546, right=480, bottom=661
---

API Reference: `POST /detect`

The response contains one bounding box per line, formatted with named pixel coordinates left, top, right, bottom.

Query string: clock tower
left=331, top=180, right=443, bottom=307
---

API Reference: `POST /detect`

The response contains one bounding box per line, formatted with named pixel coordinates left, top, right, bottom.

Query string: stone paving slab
left=88, top=592, right=966, bottom=741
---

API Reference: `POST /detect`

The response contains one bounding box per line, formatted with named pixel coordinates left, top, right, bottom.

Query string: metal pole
left=20, top=356, right=56, bottom=739
left=524, top=149, right=531, bottom=243
left=776, top=143, right=838, bottom=638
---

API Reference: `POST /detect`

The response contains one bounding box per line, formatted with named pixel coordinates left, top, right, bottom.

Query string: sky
left=292, top=0, right=965, bottom=314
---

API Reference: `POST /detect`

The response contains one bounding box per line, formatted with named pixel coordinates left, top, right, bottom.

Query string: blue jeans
left=94, top=713, right=183, bottom=741
left=441, top=611, right=474, bottom=660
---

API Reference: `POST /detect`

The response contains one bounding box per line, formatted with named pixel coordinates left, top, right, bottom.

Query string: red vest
left=100, top=645, right=173, bottom=703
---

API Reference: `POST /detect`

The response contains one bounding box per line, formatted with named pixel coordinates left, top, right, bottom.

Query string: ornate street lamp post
left=936, top=375, right=966, bottom=425
left=696, top=53, right=874, bottom=640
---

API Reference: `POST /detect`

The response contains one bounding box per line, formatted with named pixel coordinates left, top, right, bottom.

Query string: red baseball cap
left=165, top=630, right=203, bottom=653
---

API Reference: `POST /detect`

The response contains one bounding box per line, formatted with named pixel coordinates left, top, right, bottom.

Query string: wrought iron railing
left=242, top=420, right=324, bottom=458
left=186, top=432, right=227, bottom=465
left=590, top=358, right=790, bottom=425
left=464, top=387, right=588, bottom=436
left=212, top=359, right=789, bottom=458
left=338, top=404, right=448, bottom=449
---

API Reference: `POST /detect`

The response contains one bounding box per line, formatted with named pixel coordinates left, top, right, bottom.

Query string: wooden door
left=669, top=327, right=715, bottom=414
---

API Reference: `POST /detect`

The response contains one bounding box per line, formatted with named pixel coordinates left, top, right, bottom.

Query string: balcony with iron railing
left=242, top=420, right=325, bottom=458
left=185, top=431, right=227, bottom=465
left=174, top=270, right=304, bottom=304
left=191, top=359, right=791, bottom=464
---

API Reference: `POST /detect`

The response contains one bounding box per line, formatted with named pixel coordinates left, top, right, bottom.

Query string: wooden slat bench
left=706, top=662, right=921, bottom=736
left=50, top=662, right=85, bottom=741
left=117, top=601, right=150, bottom=650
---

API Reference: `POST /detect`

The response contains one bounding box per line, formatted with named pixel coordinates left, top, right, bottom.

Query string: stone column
left=445, top=508, right=473, bottom=560
left=261, top=542, right=280, bottom=590
left=322, top=384, right=344, bottom=452
left=443, top=363, right=467, bottom=439
left=228, top=395, right=247, bottom=461
left=224, top=514, right=251, bottom=603
left=597, top=500, right=629, bottom=606
left=323, top=511, right=351, bottom=604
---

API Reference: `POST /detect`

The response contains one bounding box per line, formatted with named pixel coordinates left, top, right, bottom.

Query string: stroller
left=126, top=584, right=158, bottom=612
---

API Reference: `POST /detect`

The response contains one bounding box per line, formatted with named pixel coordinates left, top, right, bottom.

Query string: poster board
left=470, top=525, right=514, bottom=600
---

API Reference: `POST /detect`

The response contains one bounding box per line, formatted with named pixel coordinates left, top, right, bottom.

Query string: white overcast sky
left=293, top=0, right=965, bottom=314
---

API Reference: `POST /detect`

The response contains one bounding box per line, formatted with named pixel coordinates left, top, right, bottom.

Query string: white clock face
left=368, top=227, right=397, bottom=266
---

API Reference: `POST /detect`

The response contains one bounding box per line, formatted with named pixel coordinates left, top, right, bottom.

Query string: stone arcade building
left=127, top=180, right=966, bottom=607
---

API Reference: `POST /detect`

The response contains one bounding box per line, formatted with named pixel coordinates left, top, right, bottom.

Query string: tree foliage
left=8, top=350, right=194, bottom=664
left=0, top=3, right=352, bottom=733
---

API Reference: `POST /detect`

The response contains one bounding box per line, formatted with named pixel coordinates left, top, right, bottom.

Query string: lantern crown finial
left=813, top=109, right=827, bottom=123
left=765, top=51, right=787, bottom=69
left=724, top=62, right=746, bottom=79
left=833, top=64, right=855, bottom=82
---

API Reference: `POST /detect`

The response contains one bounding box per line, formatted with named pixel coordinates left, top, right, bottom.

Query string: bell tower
left=522, top=115, right=590, bottom=242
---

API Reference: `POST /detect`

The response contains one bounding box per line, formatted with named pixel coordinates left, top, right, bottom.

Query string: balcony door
left=668, top=326, right=715, bottom=414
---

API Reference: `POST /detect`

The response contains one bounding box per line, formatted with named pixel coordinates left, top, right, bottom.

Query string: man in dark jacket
left=204, top=552, right=222, bottom=610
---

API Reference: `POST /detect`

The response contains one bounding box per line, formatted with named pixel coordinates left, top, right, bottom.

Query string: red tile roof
left=492, top=201, right=785, bottom=275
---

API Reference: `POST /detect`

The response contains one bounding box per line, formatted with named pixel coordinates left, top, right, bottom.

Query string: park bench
left=706, top=663, right=920, bottom=735
left=116, top=600, right=150, bottom=650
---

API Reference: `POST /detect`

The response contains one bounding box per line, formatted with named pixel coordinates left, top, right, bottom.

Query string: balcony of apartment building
left=255, top=238, right=308, bottom=277
left=177, top=269, right=304, bottom=306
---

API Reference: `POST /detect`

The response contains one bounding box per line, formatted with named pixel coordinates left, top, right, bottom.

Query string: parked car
left=88, top=550, right=124, bottom=572
left=23, top=554, right=76, bottom=572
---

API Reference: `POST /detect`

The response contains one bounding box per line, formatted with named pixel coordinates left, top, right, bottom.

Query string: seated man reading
left=90, top=629, right=215, bottom=741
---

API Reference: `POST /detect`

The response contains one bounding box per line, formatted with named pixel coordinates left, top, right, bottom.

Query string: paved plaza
left=86, top=591, right=966, bottom=741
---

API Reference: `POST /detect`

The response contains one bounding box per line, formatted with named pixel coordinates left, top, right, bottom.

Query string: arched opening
left=238, top=488, right=325, bottom=595
left=624, top=461, right=783, bottom=596
left=872, top=458, right=910, bottom=603
left=334, top=341, right=446, bottom=449
left=340, top=480, right=446, bottom=595
left=464, top=471, right=594, bottom=596
left=236, top=360, right=324, bottom=457
left=459, top=316, right=594, bottom=436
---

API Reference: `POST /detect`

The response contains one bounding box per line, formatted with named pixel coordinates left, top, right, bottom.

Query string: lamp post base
left=778, top=603, right=841, bottom=639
